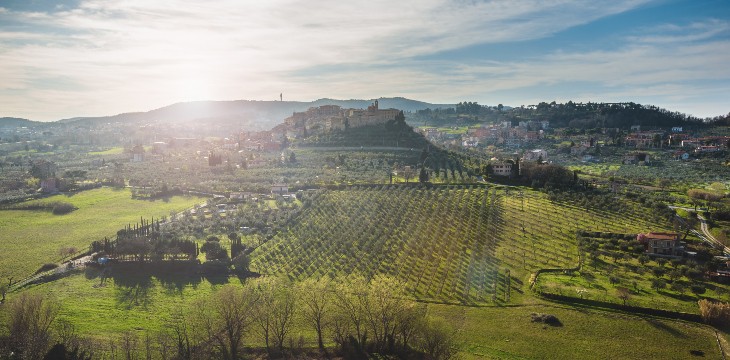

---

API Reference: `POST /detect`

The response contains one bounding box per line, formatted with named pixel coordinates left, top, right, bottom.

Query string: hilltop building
left=283, top=100, right=401, bottom=137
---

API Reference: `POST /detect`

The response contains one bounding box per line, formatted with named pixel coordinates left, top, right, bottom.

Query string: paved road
left=697, top=214, right=730, bottom=255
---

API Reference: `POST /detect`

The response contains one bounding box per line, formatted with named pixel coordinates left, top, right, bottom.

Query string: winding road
left=696, top=213, right=730, bottom=255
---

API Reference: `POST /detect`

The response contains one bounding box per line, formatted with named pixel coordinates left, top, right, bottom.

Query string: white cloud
left=2, top=0, right=727, bottom=120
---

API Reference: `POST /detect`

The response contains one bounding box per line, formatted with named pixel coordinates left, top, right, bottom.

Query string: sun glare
left=177, top=77, right=214, bottom=102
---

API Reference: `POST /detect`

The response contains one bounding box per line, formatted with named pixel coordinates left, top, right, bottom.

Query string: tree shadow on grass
left=644, top=318, right=687, bottom=338
left=111, top=262, right=204, bottom=308
left=152, top=261, right=204, bottom=294
left=113, top=270, right=153, bottom=310
left=658, top=290, right=696, bottom=302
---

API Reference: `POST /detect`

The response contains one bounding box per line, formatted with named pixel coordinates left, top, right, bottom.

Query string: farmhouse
left=271, top=184, right=289, bottom=195
left=491, top=161, right=513, bottom=177
left=623, top=153, right=650, bottom=165
left=637, top=232, right=682, bottom=256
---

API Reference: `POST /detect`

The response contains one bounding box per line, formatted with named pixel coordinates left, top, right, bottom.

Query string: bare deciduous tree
left=296, top=277, right=333, bottom=350
left=8, top=293, right=59, bottom=360
left=193, top=284, right=258, bottom=360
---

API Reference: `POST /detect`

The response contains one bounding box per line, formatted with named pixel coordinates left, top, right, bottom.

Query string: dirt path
left=697, top=214, right=729, bottom=255
left=10, top=253, right=97, bottom=291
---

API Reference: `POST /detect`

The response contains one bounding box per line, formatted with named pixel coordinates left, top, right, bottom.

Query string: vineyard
left=251, top=186, right=669, bottom=304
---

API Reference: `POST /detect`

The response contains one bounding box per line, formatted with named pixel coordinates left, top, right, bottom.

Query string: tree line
left=2, top=275, right=457, bottom=360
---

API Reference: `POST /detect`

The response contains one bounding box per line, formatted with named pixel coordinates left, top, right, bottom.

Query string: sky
left=0, top=0, right=729, bottom=121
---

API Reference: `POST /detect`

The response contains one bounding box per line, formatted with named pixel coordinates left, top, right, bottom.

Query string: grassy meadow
left=431, top=303, right=723, bottom=360
left=0, top=187, right=205, bottom=280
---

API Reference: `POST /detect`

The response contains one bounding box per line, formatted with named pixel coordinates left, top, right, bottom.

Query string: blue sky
left=0, top=0, right=728, bottom=121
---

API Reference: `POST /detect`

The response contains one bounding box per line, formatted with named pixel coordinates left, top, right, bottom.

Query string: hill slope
left=53, top=97, right=455, bottom=130
left=250, top=187, right=667, bottom=304
left=0, top=117, right=43, bottom=128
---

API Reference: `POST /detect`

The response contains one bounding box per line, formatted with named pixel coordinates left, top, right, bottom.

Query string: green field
left=431, top=303, right=723, bottom=360
left=6, top=271, right=724, bottom=359
left=0, top=187, right=205, bottom=280
left=88, top=147, right=124, bottom=155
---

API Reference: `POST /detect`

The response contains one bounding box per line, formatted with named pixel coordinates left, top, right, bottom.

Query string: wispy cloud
left=1, top=0, right=726, bottom=120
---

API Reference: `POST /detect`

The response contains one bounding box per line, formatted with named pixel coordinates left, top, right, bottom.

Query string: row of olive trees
left=3, top=275, right=457, bottom=360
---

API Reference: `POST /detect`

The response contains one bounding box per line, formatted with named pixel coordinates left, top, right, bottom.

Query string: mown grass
left=0, top=187, right=205, bottom=280
left=431, top=302, right=723, bottom=360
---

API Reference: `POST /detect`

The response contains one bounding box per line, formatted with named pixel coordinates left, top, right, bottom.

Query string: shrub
left=530, top=313, right=562, bottom=326
left=231, top=253, right=250, bottom=275
left=201, top=241, right=229, bottom=262
left=51, top=202, right=77, bottom=215
left=691, top=284, right=706, bottom=295
left=698, top=299, right=730, bottom=327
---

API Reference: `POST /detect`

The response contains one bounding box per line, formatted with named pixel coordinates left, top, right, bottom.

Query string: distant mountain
left=52, top=97, right=456, bottom=130
left=0, top=117, right=43, bottom=128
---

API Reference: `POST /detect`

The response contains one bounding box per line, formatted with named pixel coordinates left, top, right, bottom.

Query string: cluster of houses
left=625, top=126, right=730, bottom=154
left=194, top=184, right=298, bottom=216
left=487, top=149, right=549, bottom=177
left=422, top=120, right=550, bottom=149
left=233, top=129, right=286, bottom=152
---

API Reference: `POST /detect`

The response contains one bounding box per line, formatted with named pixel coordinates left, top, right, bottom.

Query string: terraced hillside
left=250, top=186, right=671, bottom=304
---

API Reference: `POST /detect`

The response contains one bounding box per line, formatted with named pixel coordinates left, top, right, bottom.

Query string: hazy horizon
left=1, top=0, right=729, bottom=121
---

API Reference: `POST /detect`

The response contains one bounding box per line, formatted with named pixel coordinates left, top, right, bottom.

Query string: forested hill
left=51, top=97, right=453, bottom=130
left=0, top=117, right=42, bottom=128
left=525, top=102, right=704, bottom=129
left=415, top=101, right=708, bottom=130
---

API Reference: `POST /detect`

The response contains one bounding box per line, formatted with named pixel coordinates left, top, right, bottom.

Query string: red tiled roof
left=643, top=232, right=678, bottom=240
